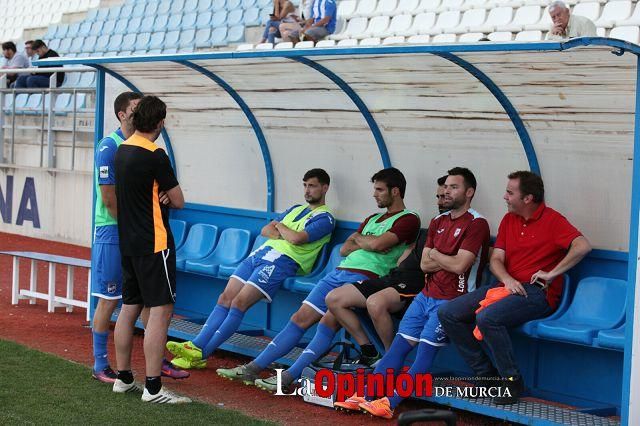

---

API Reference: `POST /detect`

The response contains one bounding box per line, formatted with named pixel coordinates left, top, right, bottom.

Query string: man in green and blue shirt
left=91, top=92, right=142, bottom=383
left=217, top=167, right=420, bottom=389
left=167, top=169, right=335, bottom=369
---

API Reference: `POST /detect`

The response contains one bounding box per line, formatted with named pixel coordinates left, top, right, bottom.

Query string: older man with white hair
left=545, top=0, right=596, bottom=40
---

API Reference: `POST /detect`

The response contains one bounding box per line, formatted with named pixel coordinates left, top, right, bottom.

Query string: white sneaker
left=142, top=386, right=192, bottom=404
left=113, top=379, right=143, bottom=393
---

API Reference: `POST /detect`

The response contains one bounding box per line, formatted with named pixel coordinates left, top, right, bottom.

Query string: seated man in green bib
left=217, top=167, right=420, bottom=389
left=167, top=169, right=334, bottom=369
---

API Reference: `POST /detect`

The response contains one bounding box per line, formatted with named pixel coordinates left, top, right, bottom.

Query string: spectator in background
left=24, top=40, right=35, bottom=66
left=2, top=41, right=29, bottom=87
left=546, top=1, right=596, bottom=40
left=260, top=0, right=296, bottom=44
left=279, top=0, right=337, bottom=43
left=14, top=40, right=64, bottom=89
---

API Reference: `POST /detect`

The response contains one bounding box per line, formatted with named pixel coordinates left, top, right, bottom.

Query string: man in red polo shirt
left=438, top=170, right=591, bottom=405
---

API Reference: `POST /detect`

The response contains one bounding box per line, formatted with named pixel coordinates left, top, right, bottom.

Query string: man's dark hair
left=25, top=40, right=34, bottom=46
left=508, top=170, right=544, bottom=203
left=437, top=175, right=447, bottom=186
left=31, top=40, right=46, bottom=49
left=132, top=95, right=166, bottom=133
left=2, top=42, right=16, bottom=52
left=371, top=167, right=407, bottom=198
left=113, top=92, right=143, bottom=120
left=447, top=167, right=477, bottom=190
left=303, top=168, right=330, bottom=186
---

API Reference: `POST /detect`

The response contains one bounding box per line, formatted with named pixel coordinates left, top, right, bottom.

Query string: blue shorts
left=91, top=242, right=122, bottom=300
left=397, top=293, right=449, bottom=346
left=303, top=269, right=369, bottom=315
left=231, top=246, right=298, bottom=302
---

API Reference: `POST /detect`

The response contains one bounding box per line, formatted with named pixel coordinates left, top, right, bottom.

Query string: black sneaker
left=493, top=376, right=524, bottom=405
left=358, top=352, right=382, bottom=367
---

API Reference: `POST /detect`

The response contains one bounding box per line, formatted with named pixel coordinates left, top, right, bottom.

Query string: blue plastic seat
left=243, top=7, right=261, bottom=25
left=54, top=93, right=71, bottom=114
left=25, top=94, right=43, bottom=115
left=13, top=94, right=29, bottom=115
left=108, top=5, right=122, bottom=20
left=179, top=29, right=196, bottom=47
left=78, top=21, right=92, bottom=37
left=139, top=16, right=156, bottom=33
left=210, top=26, right=229, bottom=46
left=129, top=17, right=143, bottom=31
left=182, top=12, right=198, bottom=29
left=44, top=26, right=58, bottom=40
left=242, top=0, right=256, bottom=9
left=107, top=34, right=122, bottom=52
left=69, top=37, right=85, bottom=53
left=536, top=277, right=627, bottom=345
left=171, top=0, right=187, bottom=14
left=95, top=34, right=110, bottom=52
left=113, top=18, right=129, bottom=34
left=185, top=0, right=199, bottom=13
left=58, top=38, right=73, bottom=53
left=120, top=4, right=134, bottom=18
left=154, top=14, right=170, bottom=31
left=48, top=39, right=61, bottom=51
left=287, top=244, right=344, bottom=294
left=89, top=21, right=104, bottom=36
left=54, top=24, right=69, bottom=39
left=227, top=9, right=244, bottom=25
left=78, top=72, right=96, bottom=88
left=195, top=28, right=212, bottom=47
left=3, top=94, right=14, bottom=114
left=95, top=8, right=110, bottom=21
left=85, top=8, right=99, bottom=22
left=185, top=228, right=252, bottom=276
left=199, top=0, right=214, bottom=12
left=144, top=1, right=159, bottom=16
left=227, top=0, right=242, bottom=10
left=82, top=36, right=97, bottom=53
left=175, top=224, right=218, bottom=270
left=178, top=46, right=195, bottom=53
left=147, top=49, right=163, bottom=55
left=217, top=235, right=268, bottom=278
left=149, top=32, right=166, bottom=50
left=196, top=11, right=213, bottom=29
left=519, top=275, right=571, bottom=336
left=68, top=22, right=81, bottom=37
left=61, top=72, right=81, bottom=88
left=167, top=14, right=183, bottom=31
left=164, top=31, right=181, bottom=48
left=169, top=219, right=188, bottom=250
left=212, top=0, right=226, bottom=11
left=133, top=2, right=147, bottom=17
left=135, top=33, right=152, bottom=50
left=102, top=20, right=117, bottom=35
left=227, top=24, right=245, bottom=43
left=158, top=0, right=172, bottom=15
left=121, top=33, right=137, bottom=51
left=132, top=50, right=147, bottom=56
left=594, top=324, right=625, bottom=350
left=259, top=7, right=272, bottom=24
left=211, top=10, right=228, bottom=27
left=162, top=48, right=178, bottom=54
left=257, top=0, right=271, bottom=8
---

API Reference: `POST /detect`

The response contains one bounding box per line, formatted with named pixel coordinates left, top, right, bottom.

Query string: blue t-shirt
left=311, top=0, right=337, bottom=33
left=275, top=204, right=335, bottom=243
left=94, top=128, right=124, bottom=244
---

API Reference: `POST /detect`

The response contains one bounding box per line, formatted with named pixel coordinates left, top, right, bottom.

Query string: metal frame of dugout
left=41, top=37, right=640, bottom=426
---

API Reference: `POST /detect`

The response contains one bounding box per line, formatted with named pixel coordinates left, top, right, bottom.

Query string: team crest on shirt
left=99, top=166, right=109, bottom=179
left=454, top=228, right=462, bottom=238
left=107, top=282, right=117, bottom=294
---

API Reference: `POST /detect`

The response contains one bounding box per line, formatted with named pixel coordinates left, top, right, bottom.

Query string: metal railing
left=0, top=66, right=96, bottom=170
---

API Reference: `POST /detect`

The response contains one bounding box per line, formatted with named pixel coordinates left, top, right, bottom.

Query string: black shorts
left=121, top=248, right=176, bottom=307
left=352, top=269, right=424, bottom=301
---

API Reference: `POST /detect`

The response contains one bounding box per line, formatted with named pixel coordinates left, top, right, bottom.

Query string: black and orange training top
left=114, top=133, right=179, bottom=256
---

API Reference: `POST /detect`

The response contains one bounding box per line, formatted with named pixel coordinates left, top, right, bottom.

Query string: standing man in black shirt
left=112, top=96, right=190, bottom=404
left=14, top=39, right=65, bottom=88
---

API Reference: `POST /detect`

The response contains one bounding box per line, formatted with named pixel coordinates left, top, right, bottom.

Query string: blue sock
left=192, top=304, right=229, bottom=349
left=287, top=324, right=336, bottom=380
left=254, top=321, right=306, bottom=369
left=202, top=307, right=245, bottom=358
left=92, top=331, right=109, bottom=371
left=366, top=335, right=413, bottom=398
left=387, top=342, right=439, bottom=409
